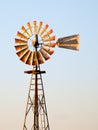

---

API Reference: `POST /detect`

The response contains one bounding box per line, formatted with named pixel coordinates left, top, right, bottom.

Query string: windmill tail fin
left=56, top=34, right=80, bottom=51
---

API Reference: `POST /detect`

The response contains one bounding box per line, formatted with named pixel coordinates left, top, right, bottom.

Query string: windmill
left=14, top=20, right=79, bottom=130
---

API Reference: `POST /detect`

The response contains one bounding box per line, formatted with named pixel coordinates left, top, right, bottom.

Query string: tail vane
left=56, top=34, right=79, bottom=50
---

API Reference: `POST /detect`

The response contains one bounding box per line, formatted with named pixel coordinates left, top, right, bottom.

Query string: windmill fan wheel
left=15, top=20, right=56, bottom=66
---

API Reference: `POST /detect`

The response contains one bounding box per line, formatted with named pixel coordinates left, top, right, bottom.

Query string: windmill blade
left=16, top=48, right=29, bottom=58
left=27, top=22, right=32, bottom=35
left=26, top=52, right=34, bottom=65
left=43, top=42, right=56, bottom=48
left=39, top=24, right=49, bottom=36
left=38, top=21, right=43, bottom=34
left=15, top=38, right=27, bottom=45
left=40, top=48, right=50, bottom=60
left=33, top=21, right=37, bottom=34
left=37, top=51, right=44, bottom=64
left=32, top=52, right=38, bottom=66
left=42, top=29, right=53, bottom=38
left=15, top=45, right=28, bottom=51
left=43, top=36, right=55, bottom=42
left=42, top=46, right=54, bottom=55
left=21, top=26, right=30, bottom=37
left=56, top=34, right=79, bottom=50
left=20, top=50, right=31, bottom=63
left=17, top=31, right=28, bottom=41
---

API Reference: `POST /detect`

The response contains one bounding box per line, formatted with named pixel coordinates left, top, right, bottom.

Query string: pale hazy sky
left=0, top=0, right=98, bottom=130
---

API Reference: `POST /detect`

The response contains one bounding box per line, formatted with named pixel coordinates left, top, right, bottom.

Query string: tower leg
left=23, top=65, right=50, bottom=130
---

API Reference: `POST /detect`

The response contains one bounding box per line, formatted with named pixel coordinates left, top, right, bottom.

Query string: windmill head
left=14, top=20, right=80, bottom=66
